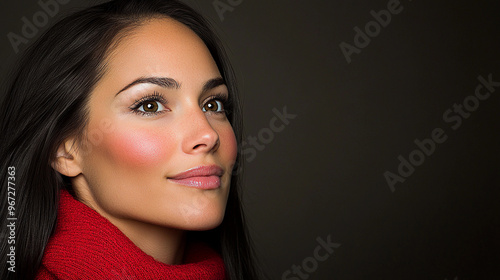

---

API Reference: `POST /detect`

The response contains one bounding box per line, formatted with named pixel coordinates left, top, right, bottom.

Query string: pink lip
left=168, top=165, right=223, bottom=189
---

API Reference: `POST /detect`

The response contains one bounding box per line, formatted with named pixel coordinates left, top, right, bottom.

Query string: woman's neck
left=114, top=219, right=186, bottom=264
left=73, top=178, right=187, bottom=265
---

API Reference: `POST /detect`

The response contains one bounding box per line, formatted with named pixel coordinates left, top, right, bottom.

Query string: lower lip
left=168, top=176, right=221, bottom=190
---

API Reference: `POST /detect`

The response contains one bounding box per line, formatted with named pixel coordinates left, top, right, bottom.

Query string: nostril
left=192, top=138, right=219, bottom=151
left=193, top=144, right=203, bottom=150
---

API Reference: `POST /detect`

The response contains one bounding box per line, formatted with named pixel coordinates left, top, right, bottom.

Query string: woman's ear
left=51, top=138, right=83, bottom=177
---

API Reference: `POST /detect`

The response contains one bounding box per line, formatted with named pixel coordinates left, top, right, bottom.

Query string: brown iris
left=203, top=100, right=219, bottom=112
left=143, top=101, right=159, bottom=112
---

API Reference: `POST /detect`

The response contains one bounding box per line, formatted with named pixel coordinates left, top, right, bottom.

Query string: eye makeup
left=202, top=93, right=231, bottom=115
left=126, top=90, right=232, bottom=117
left=129, top=91, right=168, bottom=116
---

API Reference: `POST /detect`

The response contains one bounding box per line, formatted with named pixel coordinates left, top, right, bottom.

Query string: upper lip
left=168, top=165, right=224, bottom=180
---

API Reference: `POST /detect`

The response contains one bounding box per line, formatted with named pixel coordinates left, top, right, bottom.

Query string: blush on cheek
left=222, top=127, right=238, bottom=163
left=104, top=129, right=172, bottom=167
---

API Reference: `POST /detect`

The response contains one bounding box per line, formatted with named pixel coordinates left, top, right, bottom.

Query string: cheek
left=220, top=126, right=238, bottom=162
left=103, top=128, right=174, bottom=167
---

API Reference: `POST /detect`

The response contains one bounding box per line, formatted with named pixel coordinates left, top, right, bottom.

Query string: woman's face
left=73, top=18, right=237, bottom=232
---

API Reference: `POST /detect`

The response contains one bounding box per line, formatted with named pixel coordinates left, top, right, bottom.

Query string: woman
left=0, top=0, right=258, bottom=279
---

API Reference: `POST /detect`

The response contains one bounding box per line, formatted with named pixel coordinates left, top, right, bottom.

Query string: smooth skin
left=52, top=18, right=237, bottom=265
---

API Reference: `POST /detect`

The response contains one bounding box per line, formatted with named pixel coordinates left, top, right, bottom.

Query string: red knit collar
left=37, top=190, right=226, bottom=279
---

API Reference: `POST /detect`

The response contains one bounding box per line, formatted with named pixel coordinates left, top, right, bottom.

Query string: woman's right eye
left=137, top=100, right=165, bottom=114
left=130, top=92, right=168, bottom=116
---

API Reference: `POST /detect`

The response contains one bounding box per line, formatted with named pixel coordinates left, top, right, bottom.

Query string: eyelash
left=129, top=91, right=167, bottom=116
left=204, top=93, right=231, bottom=115
left=129, top=92, right=231, bottom=116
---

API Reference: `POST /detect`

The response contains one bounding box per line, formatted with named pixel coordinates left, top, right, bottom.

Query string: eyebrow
left=115, top=76, right=226, bottom=96
left=115, top=77, right=180, bottom=96
left=202, top=77, right=226, bottom=93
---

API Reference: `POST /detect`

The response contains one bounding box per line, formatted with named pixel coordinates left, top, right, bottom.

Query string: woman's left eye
left=130, top=92, right=167, bottom=116
left=202, top=99, right=224, bottom=113
left=138, top=100, right=165, bottom=113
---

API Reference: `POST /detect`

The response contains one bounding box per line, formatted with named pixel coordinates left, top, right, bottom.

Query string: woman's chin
left=178, top=209, right=226, bottom=231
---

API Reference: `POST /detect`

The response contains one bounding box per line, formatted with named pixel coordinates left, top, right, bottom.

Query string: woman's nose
left=180, top=109, right=220, bottom=154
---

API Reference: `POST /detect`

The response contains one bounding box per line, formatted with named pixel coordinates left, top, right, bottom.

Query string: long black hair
left=0, top=0, right=258, bottom=279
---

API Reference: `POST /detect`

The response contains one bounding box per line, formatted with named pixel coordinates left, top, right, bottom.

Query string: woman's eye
left=130, top=92, right=168, bottom=116
left=138, top=100, right=164, bottom=113
left=202, top=99, right=224, bottom=112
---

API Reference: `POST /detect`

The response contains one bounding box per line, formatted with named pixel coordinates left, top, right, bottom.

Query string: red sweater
left=36, top=190, right=226, bottom=279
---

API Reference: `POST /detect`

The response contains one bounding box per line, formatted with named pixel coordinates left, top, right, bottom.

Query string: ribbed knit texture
left=35, top=190, right=226, bottom=279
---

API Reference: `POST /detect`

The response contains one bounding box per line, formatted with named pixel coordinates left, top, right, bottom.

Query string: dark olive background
left=1, top=0, right=499, bottom=279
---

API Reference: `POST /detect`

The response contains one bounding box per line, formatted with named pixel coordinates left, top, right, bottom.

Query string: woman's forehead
left=99, top=18, right=219, bottom=87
